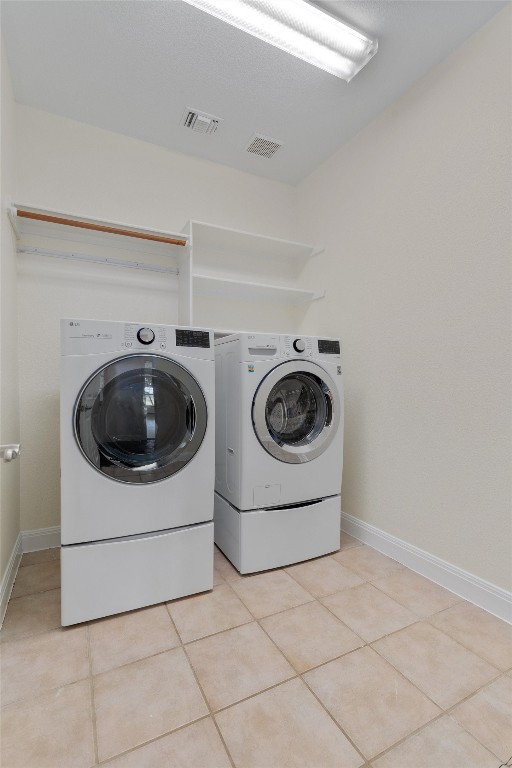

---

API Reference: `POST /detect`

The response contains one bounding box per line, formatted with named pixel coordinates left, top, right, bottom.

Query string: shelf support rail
left=17, top=246, right=180, bottom=276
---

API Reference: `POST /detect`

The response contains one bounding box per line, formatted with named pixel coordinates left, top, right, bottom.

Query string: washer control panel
left=318, top=339, right=341, bottom=355
left=283, top=336, right=314, bottom=357
left=136, top=327, right=155, bottom=345
left=176, top=329, right=210, bottom=348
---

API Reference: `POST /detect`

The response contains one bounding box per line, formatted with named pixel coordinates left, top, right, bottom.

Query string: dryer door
left=252, top=361, right=340, bottom=464
left=75, top=354, right=207, bottom=483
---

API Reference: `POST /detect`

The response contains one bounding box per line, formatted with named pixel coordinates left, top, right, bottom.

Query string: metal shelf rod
left=17, top=246, right=179, bottom=276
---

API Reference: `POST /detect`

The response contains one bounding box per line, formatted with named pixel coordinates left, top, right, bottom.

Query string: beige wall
left=297, top=8, right=512, bottom=590
left=14, top=107, right=299, bottom=532
left=0, top=43, right=21, bottom=582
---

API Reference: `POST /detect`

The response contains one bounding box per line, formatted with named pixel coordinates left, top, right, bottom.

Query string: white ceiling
left=1, top=0, right=506, bottom=184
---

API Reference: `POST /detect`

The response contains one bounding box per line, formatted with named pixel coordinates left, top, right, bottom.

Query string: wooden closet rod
left=16, top=210, right=187, bottom=247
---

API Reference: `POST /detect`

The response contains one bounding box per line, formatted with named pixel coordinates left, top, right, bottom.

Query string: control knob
left=137, top=327, right=155, bottom=345
left=293, top=338, right=306, bottom=353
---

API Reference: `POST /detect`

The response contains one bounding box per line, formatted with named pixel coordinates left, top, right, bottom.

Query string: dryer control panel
left=61, top=319, right=214, bottom=359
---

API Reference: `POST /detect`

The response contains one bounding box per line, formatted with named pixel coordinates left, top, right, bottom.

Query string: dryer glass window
left=265, top=374, right=327, bottom=447
left=75, top=354, right=207, bottom=483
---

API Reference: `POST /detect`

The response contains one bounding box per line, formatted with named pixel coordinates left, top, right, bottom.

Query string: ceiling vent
left=182, top=109, right=222, bottom=135
left=246, top=134, right=283, bottom=159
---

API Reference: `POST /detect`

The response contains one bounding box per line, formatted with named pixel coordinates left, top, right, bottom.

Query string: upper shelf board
left=186, top=220, right=323, bottom=261
left=8, top=204, right=189, bottom=252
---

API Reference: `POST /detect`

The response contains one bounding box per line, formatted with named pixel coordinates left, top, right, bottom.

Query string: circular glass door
left=75, top=354, right=207, bottom=483
left=252, top=361, right=340, bottom=464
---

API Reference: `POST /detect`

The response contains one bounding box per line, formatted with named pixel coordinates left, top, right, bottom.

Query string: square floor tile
left=20, top=548, right=60, bottom=567
left=332, top=546, right=403, bottom=581
left=286, top=556, right=363, bottom=598
left=93, top=647, right=208, bottom=762
left=186, top=621, right=295, bottom=711
left=1, top=626, right=89, bottom=706
left=11, top=559, right=61, bottom=598
left=103, top=718, right=231, bottom=767
left=372, top=715, right=499, bottom=768
left=261, top=600, right=363, bottom=672
left=430, top=602, right=512, bottom=670
left=321, top=583, right=417, bottom=643
left=216, top=677, right=363, bottom=768
left=89, top=604, right=180, bottom=675
left=214, top=547, right=241, bottom=582
left=0, top=588, right=61, bottom=641
left=339, top=533, right=364, bottom=550
left=373, top=621, right=499, bottom=709
left=168, top=583, right=252, bottom=643
left=0, top=680, right=95, bottom=768
left=230, top=570, right=313, bottom=618
left=451, top=675, right=512, bottom=761
left=305, top=646, right=439, bottom=759
left=372, top=569, right=461, bottom=617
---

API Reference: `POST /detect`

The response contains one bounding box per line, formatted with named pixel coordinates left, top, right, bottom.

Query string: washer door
left=75, top=354, right=207, bottom=483
left=252, top=361, right=340, bottom=464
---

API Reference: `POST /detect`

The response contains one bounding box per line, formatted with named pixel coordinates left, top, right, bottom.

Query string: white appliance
left=214, top=332, right=343, bottom=573
left=60, top=319, right=215, bottom=625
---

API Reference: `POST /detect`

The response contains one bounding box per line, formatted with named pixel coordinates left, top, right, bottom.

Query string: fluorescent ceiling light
left=183, top=0, right=378, bottom=81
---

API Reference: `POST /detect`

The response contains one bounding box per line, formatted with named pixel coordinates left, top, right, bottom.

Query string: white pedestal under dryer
left=60, top=319, right=215, bottom=625
left=214, top=332, right=343, bottom=573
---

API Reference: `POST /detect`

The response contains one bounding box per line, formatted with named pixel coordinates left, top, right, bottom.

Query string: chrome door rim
left=252, top=360, right=340, bottom=464
left=74, top=353, right=208, bottom=484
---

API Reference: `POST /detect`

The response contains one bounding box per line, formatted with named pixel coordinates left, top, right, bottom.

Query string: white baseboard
left=21, top=526, right=61, bottom=553
left=0, top=532, right=22, bottom=627
left=341, top=511, right=512, bottom=624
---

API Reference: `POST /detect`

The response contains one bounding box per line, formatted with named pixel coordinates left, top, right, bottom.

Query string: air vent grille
left=246, top=134, right=282, bottom=158
left=182, top=109, right=222, bottom=135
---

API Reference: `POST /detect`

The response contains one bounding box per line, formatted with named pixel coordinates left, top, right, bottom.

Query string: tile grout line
left=436, top=672, right=511, bottom=764
left=219, top=574, right=370, bottom=765
left=85, top=624, right=100, bottom=766
left=423, top=613, right=510, bottom=669
left=164, top=599, right=237, bottom=768
left=94, top=714, right=213, bottom=765
left=180, top=650, right=238, bottom=767
left=368, top=573, right=464, bottom=615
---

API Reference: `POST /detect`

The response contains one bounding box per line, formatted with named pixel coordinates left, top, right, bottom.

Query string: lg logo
left=69, top=322, right=80, bottom=327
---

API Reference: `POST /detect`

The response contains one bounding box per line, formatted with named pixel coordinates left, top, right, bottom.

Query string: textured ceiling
left=1, top=0, right=506, bottom=184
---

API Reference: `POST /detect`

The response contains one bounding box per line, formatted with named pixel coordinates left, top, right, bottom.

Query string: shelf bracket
left=6, top=203, right=20, bottom=240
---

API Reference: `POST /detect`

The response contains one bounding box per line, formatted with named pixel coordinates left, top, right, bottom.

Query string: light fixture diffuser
left=183, top=0, right=377, bottom=81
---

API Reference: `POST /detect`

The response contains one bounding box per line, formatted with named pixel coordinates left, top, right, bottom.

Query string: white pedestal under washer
left=60, top=318, right=215, bottom=625
left=214, top=332, right=343, bottom=573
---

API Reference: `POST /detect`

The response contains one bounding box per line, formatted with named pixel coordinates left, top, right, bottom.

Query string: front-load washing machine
left=60, top=318, right=215, bottom=625
left=214, top=332, right=343, bottom=573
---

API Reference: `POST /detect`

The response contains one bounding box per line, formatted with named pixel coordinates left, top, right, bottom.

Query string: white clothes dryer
left=60, top=319, right=215, bottom=625
left=214, top=332, right=343, bottom=573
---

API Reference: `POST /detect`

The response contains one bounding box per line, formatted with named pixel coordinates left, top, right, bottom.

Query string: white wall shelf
left=8, top=206, right=325, bottom=333
left=181, top=219, right=325, bottom=329
left=194, top=273, right=323, bottom=303
left=190, top=220, right=323, bottom=261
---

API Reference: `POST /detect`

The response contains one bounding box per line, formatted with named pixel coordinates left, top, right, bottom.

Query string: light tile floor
left=1, top=536, right=511, bottom=768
